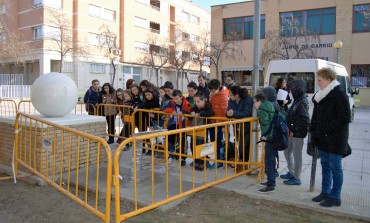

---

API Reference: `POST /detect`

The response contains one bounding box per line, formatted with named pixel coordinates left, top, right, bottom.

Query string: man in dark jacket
left=281, top=80, right=309, bottom=185
left=310, top=68, right=351, bottom=207
left=197, top=75, right=210, bottom=101
left=84, top=79, right=101, bottom=115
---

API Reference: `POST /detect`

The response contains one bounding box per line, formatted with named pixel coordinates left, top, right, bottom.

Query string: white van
left=265, top=59, right=359, bottom=121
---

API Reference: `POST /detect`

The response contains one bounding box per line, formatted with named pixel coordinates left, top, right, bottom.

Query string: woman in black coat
left=310, top=68, right=351, bottom=208
left=226, top=86, right=253, bottom=164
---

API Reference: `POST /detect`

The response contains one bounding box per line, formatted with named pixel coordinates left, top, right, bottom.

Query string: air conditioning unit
left=113, top=49, right=122, bottom=55
left=34, top=3, right=43, bottom=8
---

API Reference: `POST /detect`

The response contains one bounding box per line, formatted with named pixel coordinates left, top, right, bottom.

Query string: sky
left=190, top=0, right=246, bottom=11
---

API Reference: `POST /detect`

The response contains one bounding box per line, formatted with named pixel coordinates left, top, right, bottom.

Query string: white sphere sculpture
left=31, top=72, right=78, bottom=117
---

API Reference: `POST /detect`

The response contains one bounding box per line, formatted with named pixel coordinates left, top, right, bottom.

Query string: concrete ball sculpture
left=31, top=72, right=78, bottom=117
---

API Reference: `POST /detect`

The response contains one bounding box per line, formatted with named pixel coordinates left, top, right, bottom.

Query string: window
left=351, top=65, right=370, bottom=87
left=34, top=0, right=61, bottom=8
left=182, top=32, right=189, bottom=40
left=353, top=4, right=370, bottom=32
left=63, top=61, right=74, bottom=73
left=269, top=72, right=315, bottom=93
left=34, top=26, right=43, bottom=39
left=90, top=63, right=106, bottom=73
left=134, top=41, right=149, bottom=52
left=33, top=0, right=43, bottom=7
left=88, top=33, right=99, bottom=45
left=190, top=15, right=200, bottom=24
left=182, top=11, right=190, bottom=21
left=149, top=44, right=167, bottom=56
left=134, top=17, right=147, bottom=29
left=89, top=4, right=100, bottom=17
left=44, top=26, right=60, bottom=39
left=280, top=8, right=336, bottom=36
left=182, top=51, right=190, bottom=59
left=102, top=9, right=116, bottom=21
left=189, top=34, right=199, bottom=42
left=223, top=15, right=265, bottom=40
left=2, top=4, right=6, bottom=14
left=133, top=67, right=142, bottom=74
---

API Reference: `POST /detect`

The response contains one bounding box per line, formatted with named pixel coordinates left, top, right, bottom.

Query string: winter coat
left=102, top=92, right=117, bottom=116
left=226, top=82, right=236, bottom=90
left=84, top=86, right=102, bottom=114
left=310, top=81, right=350, bottom=155
left=131, top=94, right=143, bottom=109
left=209, top=86, right=229, bottom=121
left=226, top=96, right=253, bottom=119
left=190, top=102, right=215, bottom=126
left=286, top=80, right=310, bottom=138
left=163, top=96, right=192, bottom=128
left=257, top=100, right=275, bottom=141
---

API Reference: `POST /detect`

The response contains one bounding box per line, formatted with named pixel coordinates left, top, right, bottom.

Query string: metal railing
left=0, top=85, right=31, bottom=99
left=12, top=112, right=113, bottom=222
left=112, top=115, right=264, bottom=222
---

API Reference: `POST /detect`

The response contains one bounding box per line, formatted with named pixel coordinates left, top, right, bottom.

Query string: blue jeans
left=265, top=142, right=277, bottom=187
left=319, top=150, right=343, bottom=200
left=209, top=127, right=224, bottom=160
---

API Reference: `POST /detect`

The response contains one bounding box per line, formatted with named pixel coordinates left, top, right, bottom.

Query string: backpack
left=262, top=110, right=289, bottom=151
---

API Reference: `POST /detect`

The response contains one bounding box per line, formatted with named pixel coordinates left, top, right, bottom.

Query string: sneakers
left=320, top=198, right=341, bottom=207
left=259, top=181, right=268, bottom=187
left=208, top=163, right=223, bottom=170
left=280, top=172, right=294, bottom=180
left=122, top=145, right=131, bottom=152
left=283, top=178, right=301, bottom=185
left=312, top=193, right=330, bottom=202
left=258, top=186, right=275, bottom=194
left=168, top=157, right=173, bottom=165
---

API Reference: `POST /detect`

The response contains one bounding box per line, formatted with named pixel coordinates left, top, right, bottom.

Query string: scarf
left=313, top=80, right=340, bottom=103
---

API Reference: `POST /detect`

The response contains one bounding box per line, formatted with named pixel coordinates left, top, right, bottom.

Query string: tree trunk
left=155, top=68, right=159, bottom=87
left=111, top=59, right=116, bottom=86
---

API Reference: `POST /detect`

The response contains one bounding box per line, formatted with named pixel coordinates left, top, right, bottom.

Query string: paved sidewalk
left=215, top=106, right=370, bottom=221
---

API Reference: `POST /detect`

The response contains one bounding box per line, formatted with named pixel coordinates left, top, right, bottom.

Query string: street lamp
left=333, top=40, right=343, bottom=64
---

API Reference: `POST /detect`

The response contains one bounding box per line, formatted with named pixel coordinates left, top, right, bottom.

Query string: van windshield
left=269, top=72, right=315, bottom=94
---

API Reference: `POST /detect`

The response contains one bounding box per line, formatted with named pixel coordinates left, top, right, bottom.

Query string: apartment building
left=211, top=0, right=370, bottom=92
left=0, top=0, right=210, bottom=92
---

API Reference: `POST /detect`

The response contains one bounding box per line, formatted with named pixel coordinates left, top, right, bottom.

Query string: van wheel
left=350, top=108, right=355, bottom=123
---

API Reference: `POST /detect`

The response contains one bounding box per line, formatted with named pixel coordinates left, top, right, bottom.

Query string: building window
left=182, top=11, right=190, bottom=21
left=88, top=33, right=99, bottom=45
left=223, top=15, right=265, bottom=41
left=189, top=34, right=199, bottom=42
left=102, top=9, right=116, bottom=21
left=90, top=63, right=106, bottom=73
left=280, top=8, right=336, bottom=36
left=34, top=26, right=43, bottom=39
left=134, top=16, right=147, bottom=29
left=89, top=4, right=100, bottom=17
left=134, top=41, right=149, bottom=52
left=150, top=22, right=160, bottom=34
left=63, top=61, right=74, bottom=73
left=190, top=14, right=200, bottom=24
left=351, top=65, right=370, bottom=87
left=34, top=0, right=61, bottom=8
left=182, top=32, right=189, bottom=40
left=353, top=4, right=370, bottom=32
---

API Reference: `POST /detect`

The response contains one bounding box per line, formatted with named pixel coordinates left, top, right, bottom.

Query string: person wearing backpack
left=281, top=80, right=310, bottom=185
left=83, top=79, right=102, bottom=115
left=310, top=68, right=351, bottom=207
left=262, top=86, right=282, bottom=177
left=254, top=93, right=275, bottom=194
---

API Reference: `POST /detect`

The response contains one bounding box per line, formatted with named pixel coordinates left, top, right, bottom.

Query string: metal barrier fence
left=12, top=112, right=113, bottom=222
left=17, top=100, right=89, bottom=115
left=0, top=99, right=18, bottom=116
left=112, top=116, right=264, bottom=222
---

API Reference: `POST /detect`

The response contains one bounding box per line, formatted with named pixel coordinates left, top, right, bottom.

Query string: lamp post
left=333, top=40, right=343, bottom=64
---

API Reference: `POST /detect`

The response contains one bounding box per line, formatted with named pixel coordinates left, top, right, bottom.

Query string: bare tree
left=208, top=40, right=241, bottom=80
left=98, top=24, right=120, bottom=86
left=261, top=17, right=320, bottom=65
left=45, top=9, right=88, bottom=73
left=0, top=0, right=35, bottom=74
left=139, top=34, right=169, bottom=87
left=190, top=29, right=210, bottom=74
left=168, top=28, right=193, bottom=89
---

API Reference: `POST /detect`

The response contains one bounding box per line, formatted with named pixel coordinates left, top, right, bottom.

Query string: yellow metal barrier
left=13, top=112, right=113, bottom=223
left=113, top=117, right=263, bottom=222
left=0, top=99, right=18, bottom=116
